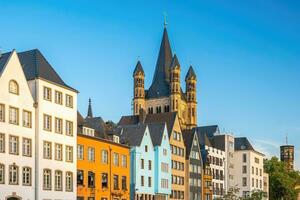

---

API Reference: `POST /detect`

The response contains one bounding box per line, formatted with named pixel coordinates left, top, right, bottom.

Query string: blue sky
left=1, top=0, right=299, bottom=169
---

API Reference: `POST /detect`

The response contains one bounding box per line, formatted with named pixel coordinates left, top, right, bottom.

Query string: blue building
left=119, top=122, right=171, bottom=200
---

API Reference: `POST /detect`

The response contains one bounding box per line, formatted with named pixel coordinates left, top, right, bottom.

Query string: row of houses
left=0, top=25, right=269, bottom=200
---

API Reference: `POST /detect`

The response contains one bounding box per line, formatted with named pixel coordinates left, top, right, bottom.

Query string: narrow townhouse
left=182, top=130, right=203, bottom=200
left=77, top=112, right=130, bottom=200
left=119, top=111, right=186, bottom=200
left=0, top=50, right=36, bottom=200
left=201, top=150, right=213, bottom=200
left=19, top=49, right=78, bottom=200
left=232, top=137, right=266, bottom=199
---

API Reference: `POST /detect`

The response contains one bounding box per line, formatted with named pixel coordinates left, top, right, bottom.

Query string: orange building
left=77, top=129, right=130, bottom=200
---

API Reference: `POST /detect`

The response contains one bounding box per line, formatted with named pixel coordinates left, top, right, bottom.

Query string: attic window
left=9, top=80, right=19, bottom=95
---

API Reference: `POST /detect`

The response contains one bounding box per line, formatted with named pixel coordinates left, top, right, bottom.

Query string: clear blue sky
left=1, top=0, right=299, bottom=169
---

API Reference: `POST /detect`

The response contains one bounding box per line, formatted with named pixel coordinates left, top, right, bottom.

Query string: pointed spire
left=133, top=60, right=144, bottom=76
left=171, top=54, right=180, bottom=69
left=152, top=27, right=173, bottom=84
left=185, top=65, right=197, bottom=81
left=87, top=98, right=93, bottom=118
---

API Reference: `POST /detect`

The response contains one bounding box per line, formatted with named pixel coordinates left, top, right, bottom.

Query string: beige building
left=132, top=26, right=197, bottom=130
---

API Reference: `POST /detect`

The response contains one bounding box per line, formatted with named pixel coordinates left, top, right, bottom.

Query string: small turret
left=170, top=54, right=181, bottom=112
left=133, top=60, right=145, bottom=115
left=87, top=98, right=93, bottom=118
left=185, top=65, right=197, bottom=129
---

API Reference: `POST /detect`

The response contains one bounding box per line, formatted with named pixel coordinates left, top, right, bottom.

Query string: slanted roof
left=133, top=60, right=144, bottom=76
left=84, top=117, right=106, bottom=138
left=0, top=51, right=13, bottom=75
left=210, top=135, right=226, bottom=151
left=118, top=112, right=178, bottom=137
left=185, top=65, right=197, bottom=81
left=87, top=98, right=93, bottom=118
left=17, top=49, right=77, bottom=92
left=182, top=129, right=195, bottom=159
left=196, top=130, right=212, bottom=148
left=147, top=122, right=166, bottom=146
left=119, top=124, right=147, bottom=146
left=194, top=125, right=220, bottom=139
left=171, top=54, right=180, bottom=69
left=146, top=28, right=172, bottom=99
left=234, top=137, right=254, bottom=151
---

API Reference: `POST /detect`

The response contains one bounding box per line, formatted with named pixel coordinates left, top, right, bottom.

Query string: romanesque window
left=66, top=171, right=73, bottom=191
left=22, top=138, right=32, bottom=157
left=9, top=164, right=19, bottom=185
left=9, top=80, right=19, bottom=95
left=23, top=110, right=32, bottom=128
left=0, top=104, right=4, bottom=122
left=22, top=167, right=31, bottom=186
left=43, top=169, right=51, bottom=190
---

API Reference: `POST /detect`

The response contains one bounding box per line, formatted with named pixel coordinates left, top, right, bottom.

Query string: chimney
left=138, top=108, right=146, bottom=124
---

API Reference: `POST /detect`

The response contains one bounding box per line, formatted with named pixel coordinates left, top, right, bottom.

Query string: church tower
left=133, top=60, right=145, bottom=115
left=185, top=66, right=197, bottom=129
left=170, top=54, right=181, bottom=112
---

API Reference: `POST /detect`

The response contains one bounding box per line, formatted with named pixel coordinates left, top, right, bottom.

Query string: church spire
left=87, top=98, right=93, bottom=118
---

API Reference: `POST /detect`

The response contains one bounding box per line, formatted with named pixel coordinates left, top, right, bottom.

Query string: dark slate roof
left=146, top=28, right=172, bottom=99
left=201, top=149, right=210, bottom=166
left=147, top=123, right=166, bottom=146
left=87, top=98, right=93, bottom=118
left=133, top=60, right=144, bottom=76
left=17, top=49, right=77, bottom=92
left=196, top=130, right=212, bottom=148
left=185, top=65, right=197, bottom=81
left=171, top=54, right=180, bottom=69
left=182, top=129, right=195, bottom=159
left=234, top=137, right=254, bottom=151
left=210, top=135, right=226, bottom=151
left=0, top=51, right=12, bottom=74
left=118, top=112, right=178, bottom=137
left=84, top=117, right=107, bottom=138
left=193, top=125, right=220, bottom=139
left=119, top=124, right=147, bottom=146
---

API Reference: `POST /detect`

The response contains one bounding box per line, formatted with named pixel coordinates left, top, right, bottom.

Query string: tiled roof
left=147, top=122, right=166, bottom=146
left=119, top=124, right=147, bottom=146
left=0, top=51, right=12, bottom=74
left=133, top=60, right=144, bottom=76
left=182, top=129, right=195, bottom=159
left=185, top=65, right=197, bottom=81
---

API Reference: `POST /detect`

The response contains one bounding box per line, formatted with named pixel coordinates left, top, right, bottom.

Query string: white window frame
left=43, top=141, right=52, bottom=159
left=77, top=145, right=84, bottom=160
left=43, top=169, right=51, bottom=190
left=55, top=90, right=63, bottom=105
left=0, top=104, right=5, bottom=122
left=0, top=163, right=4, bottom=184
left=43, top=114, right=52, bottom=131
left=55, top=143, right=63, bottom=161
left=0, top=133, right=5, bottom=153
left=55, top=117, right=63, bottom=134
left=65, top=171, right=73, bottom=192
left=43, top=86, right=52, bottom=101
left=9, top=164, right=19, bottom=185
left=55, top=170, right=63, bottom=191
left=66, top=145, right=73, bottom=163
left=22, top=166, right=31, bottom=186
left=9, top=135, right=19, bottom=155
left=23, top=110, right=32, bottom=128
left=101, top=150, right=108, bottom=164
left=22, top=138, right=32, bottom=157
left=65, top=94, right=73, bottom=108
left=9, top=106, right=19, bottom=125
left=66, top=120, right=73, bottom=136
left=88, top=147, right=95, bottom=162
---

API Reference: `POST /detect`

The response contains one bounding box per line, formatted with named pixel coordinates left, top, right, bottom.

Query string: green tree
left=264, top=157, right=300, bottom=200
left=216, top=186, right=242, bottom=200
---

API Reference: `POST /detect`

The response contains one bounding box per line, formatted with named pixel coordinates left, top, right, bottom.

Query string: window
left=255, top=157, right=260, bottom=164
left=43, top=114, right=52, bottom=131
left=252, top=178, right=254, bottom=187
left=113, top=175, right=119, bottom=190
left=54, top=170, right=62, bottom=191
left=242, top=177, right=247, bottom=186
left=113, top=152, right=119, bottom=166
left=22, top=167, right=31, bottom=186
left=9, top=106, right=19, bottom=125
left=77, top=170, right=84, bottom=185
left=9, top=164, right=19, bottom=185
left=101, top=150, right=108, bottom=164
left=113, top=135, right=119, bottom=143
left=43, top=141, right=52, bottom=159
left=23, top=110, right=32, bottom=128
left=43, top=169, right=51, bottom=190
left=141, top=176, right=144, bottom=186
left=88, top=147, right=95, bottom=161
left=161, top=163, right=169, bottom=172
left=22, top=138, right=32, bottom=157
left=252, top=166, right=254, bottom=174
left=77, top=145, right=84, bottom=160
left=260, top=169, right=262, bottom=176
left=242, top=166, right=247, bottom=174
left=9, top=135, right=19, bottom=155
left=102, top=173, right=108, bottom=188
left=66, top=171, right=73, bottom=192
left=0, top=164, right=4, bottom=184
left=66, top=146, right=73, bottom=162
left=148, top=160, right=152, bottom=170
left=163, top=148, right=167, bottom=156
left=145, top=145, right=148, bottom=152
left=121, top=155, right=127, bottom=167
left=141, top=159, right=144, bottom=169
left=0, top=133, right=5, bottom=153
left=243, top=153, right=247, bottom=162
left=43, top=87, right=52, bottom=101
left=0, top=104, right=4, bottom=122
left=66, top=120, right=73, bottom=136
left=148, top=177, right=152, bottom=187
left=55, top=143, right=63, bottom=161
left=55, top=91, right=63, bottom=105
left=122, top=176, right=127, bottom=190
left=256, top=168, right=258, bottom=175
left=9, top=80, right=19, bottom=94
left=55, top=118, right=63, bottom=134
left=88, top=171, right=95, bottom=188
left=66, top=94, right=73, bottom=108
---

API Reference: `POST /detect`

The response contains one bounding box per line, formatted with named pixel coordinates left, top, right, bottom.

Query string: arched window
left=9, top=80, right=19, bottom=95
left=9, top=164, right=19, bottom=185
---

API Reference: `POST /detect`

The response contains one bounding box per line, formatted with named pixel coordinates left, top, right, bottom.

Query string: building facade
left=0, top=50, right=36, bottom=200
left=132, top=26, right=197, bottom=130
left=280, top=144, right=294, bottom=171
left=233, top=137, right=266, bottom=199
left=182, top=130, right=203, bottom=200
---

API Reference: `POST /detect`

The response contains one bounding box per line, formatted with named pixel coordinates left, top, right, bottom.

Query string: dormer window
left=9, top=80, right=19, bottom=95
left=113, top=135, right=120, bottom=143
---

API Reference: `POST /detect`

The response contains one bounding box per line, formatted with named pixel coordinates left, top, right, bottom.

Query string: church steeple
left=87, top=98, right=93, bottom=118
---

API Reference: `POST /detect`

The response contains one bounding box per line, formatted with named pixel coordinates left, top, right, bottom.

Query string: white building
left=232, top=137, right=267, bottom=199
left=0, top=50, right=36, bottom=200
left=0, top=49, right=78, bottom=200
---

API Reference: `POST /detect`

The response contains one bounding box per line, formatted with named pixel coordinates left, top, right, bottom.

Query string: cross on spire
left=163, top=12, right=168, bottom=28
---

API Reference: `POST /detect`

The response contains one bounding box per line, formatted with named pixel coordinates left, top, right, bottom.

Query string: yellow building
left=77, top=112, right=130, bottom=200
